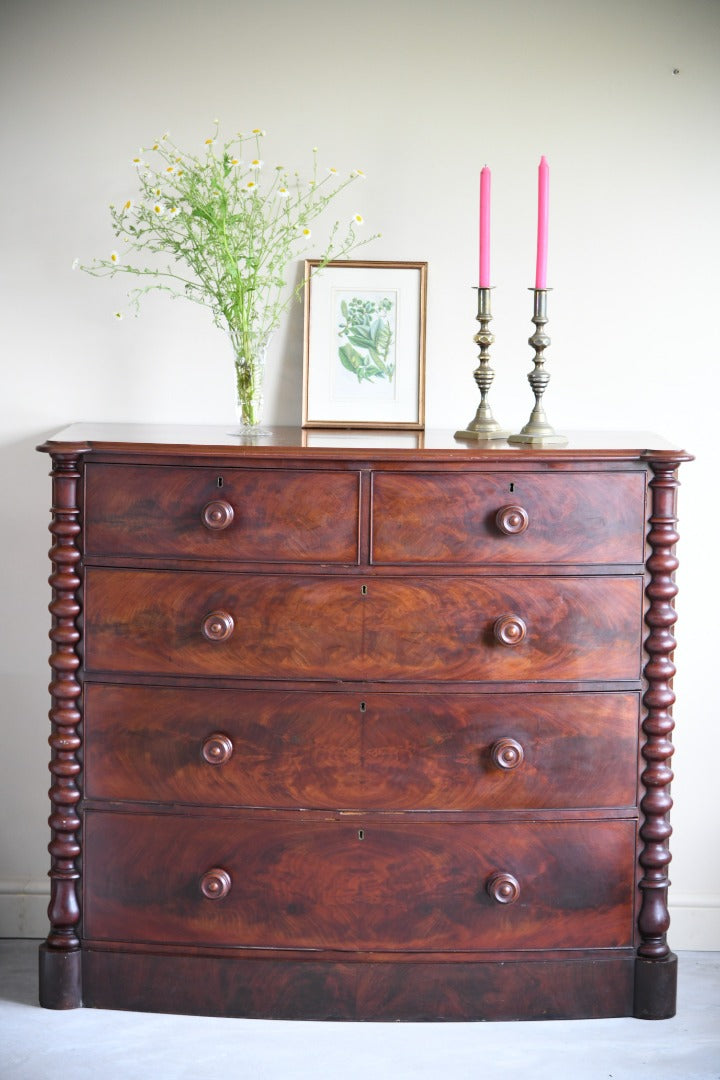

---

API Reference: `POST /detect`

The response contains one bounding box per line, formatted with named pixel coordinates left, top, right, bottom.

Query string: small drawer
left=84, top=463, right=360, bottom=564
left=371, top=471, right=646, bottom=565
left=84, top=569, right=644, bottom=683
left=84, top=684, right=640, bottom=811
left=83, top=812, right=636, bottom=951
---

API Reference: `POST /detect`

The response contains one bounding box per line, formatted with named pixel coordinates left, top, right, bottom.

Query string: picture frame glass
left=304, top=262, right=426, bottom=428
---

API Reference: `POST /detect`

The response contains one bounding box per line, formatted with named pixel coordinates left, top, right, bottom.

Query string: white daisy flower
left=228, top=156, right=242, bottom=168
left=131, top=156, right=142, bottom=168
left=164, top=165, right=175, bottom=175
left=250, top=158, right=263, bottom=170
left=301, top=227, right=311, bottom=238
left=169, top=206, right=179, bottom=216
left=351, top=213, right=364, bottom=225
left=152, top=202, right=165, bottom=216
left=204, top=138, right=214, bottom=147
left=277, top=186, right=290, bottom=198
left=352, top=169, right=366, bottom=179
left=121, top=199, right=134, bottom=214
left=327, top=166, right=338, bottom=175
left=245, top=180, right=258, bottom=192
left=252, top=128, right=266, bottom=136
left=110, top=250, right=120, bottom=264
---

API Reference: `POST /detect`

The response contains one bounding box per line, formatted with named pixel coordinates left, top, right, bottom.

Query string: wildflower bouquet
left=80, top=124, right=377, bottom=427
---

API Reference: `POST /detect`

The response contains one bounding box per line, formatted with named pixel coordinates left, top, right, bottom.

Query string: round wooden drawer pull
left=493, top=614, right=527, bottom=646
left=200, top=868, right=232, bottom=900
left=486, top=871, right=521, bottom=905
left=202, top=733, right=234, bottom=766
left=201, top=499, right=235, bottom=531
left=495, top=504, right=529, bottom=535
left=201, top=611, right=235, bottom=642
left=490, top=737, right=524, bottom=770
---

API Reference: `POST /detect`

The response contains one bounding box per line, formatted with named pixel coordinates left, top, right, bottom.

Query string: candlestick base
left=508, top=288, right=567, bottom=448
left=455, top=287, right=509, bottom=442
left=507, top=429, right=568, bottom=447
left=455, top=417, right=510, bottom=441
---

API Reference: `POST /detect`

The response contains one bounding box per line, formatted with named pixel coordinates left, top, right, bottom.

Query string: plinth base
left=633, top=952, right=678, bottom=1019
left=39, top=943, right=82, bottom=1009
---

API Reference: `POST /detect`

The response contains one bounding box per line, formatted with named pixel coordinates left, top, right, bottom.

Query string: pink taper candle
left=535, top=156, right=549, bottom=289
left=479, top=166, right=491, bottom=287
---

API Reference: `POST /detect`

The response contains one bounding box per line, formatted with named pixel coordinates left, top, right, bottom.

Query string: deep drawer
left=84, top=464, right=361, bottom=564
left=84, top=569, right=644, bottom=682
left=371, top=471, right=646, bottom=565
left=84, top=684, right=640, bottom=811
left=83, top=812, right=636, bottom=951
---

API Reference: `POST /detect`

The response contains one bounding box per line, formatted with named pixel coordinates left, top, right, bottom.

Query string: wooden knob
left=493, top=614, right=527, bottom=646
left=496, top=505, right=529, bottom=535
left=202, top=733, right=234, bottom=765
left=490, top=737, right=524, bottom=770
left=201, top=500, right=234, bottom=531
left=201, top=611, right=235, bottom=642
left=486, top=871, right=521, bottom=905
left=200, top=868, right=232, bottom=900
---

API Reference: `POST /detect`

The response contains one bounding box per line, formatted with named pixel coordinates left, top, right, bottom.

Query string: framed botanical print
left=302, top=260, right=427, bottom=428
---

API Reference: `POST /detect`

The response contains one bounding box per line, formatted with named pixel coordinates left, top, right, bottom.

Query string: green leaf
left=339, top=343, right=365, bottom=374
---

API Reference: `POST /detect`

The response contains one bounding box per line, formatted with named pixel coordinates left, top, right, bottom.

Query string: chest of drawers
left=37, top=425, right=691, bottom=1021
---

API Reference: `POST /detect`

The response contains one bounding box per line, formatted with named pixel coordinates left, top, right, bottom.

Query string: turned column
left=634, top=453, right=689, bottom=1019
left=38, top=447, right=86, bottom=1008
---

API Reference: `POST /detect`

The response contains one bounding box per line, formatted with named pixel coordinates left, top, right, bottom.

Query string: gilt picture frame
left=302, top=259, right=427, bottom=429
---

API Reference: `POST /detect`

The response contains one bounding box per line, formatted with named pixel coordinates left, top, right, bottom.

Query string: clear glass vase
left=233, top=333, right=269, bottom=433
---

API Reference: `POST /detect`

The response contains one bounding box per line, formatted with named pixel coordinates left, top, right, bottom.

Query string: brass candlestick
left=508, top=288, right=567, bottom=447
left=455, top=287, right=509, bottom=441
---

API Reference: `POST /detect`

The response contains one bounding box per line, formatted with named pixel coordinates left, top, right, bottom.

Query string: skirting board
left=2, top=883, right=719, bottom=949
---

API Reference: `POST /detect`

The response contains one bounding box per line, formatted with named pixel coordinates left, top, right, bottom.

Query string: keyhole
left=509, top=482, right=515, bottom=492
left=217, top=476, right=224, bottom=488
left=361, top=584, right=368, bottom=596
left=360, top=701, right=367, bottom=712
left=358, top=830, right=365, bottom=841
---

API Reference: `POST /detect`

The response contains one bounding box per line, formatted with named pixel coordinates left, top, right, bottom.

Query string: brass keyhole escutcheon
left=361, top=585, right=368, bottom=596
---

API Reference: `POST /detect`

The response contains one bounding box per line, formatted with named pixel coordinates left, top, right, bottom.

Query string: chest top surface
left=38, top=423, right=691, bottom=466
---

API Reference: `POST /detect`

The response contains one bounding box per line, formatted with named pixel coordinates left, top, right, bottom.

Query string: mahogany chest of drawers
left=37, top=425, right=691, bottom=1021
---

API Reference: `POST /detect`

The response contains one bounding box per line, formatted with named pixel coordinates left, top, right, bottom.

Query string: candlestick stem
left=508, top=288, right=567, bottom=447
left=455, top=287, right=509, bottom=441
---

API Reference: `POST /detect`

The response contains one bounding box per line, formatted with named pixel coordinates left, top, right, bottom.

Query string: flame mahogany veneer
left=37, top=426, right=691, bottom=1021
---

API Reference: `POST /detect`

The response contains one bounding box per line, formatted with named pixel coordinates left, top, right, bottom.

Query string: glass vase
left=233, top=333, right=269, bottom=433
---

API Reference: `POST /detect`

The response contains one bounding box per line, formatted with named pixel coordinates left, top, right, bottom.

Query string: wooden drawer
left=84, top=568, right=643, bottom=682
left=84, top=464, right=360, bottom=564
left=84, top=684, right=640, bottom=811
left=371, top=471, right=646, bottom=565
left=83, top=812, right=636, bottom=951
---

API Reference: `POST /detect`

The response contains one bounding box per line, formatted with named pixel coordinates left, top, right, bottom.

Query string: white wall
left=1, top=0, right=718, bottom=947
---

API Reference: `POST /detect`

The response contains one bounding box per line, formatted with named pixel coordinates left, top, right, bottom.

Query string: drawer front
left=371, top=471, right=646, bottom=565
left=84, top=464, right=360, bottom=564
left=84, top=684, right=640, bottom=811
left=83, top=812, right=636, bottom=951
left=84, top=569, right=643, bottom=682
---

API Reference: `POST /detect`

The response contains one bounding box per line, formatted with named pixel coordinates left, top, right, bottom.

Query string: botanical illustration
left=336, top=293, right=397, bottom=385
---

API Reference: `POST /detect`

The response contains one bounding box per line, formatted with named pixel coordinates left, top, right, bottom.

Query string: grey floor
left=1, top=942, right=718, bottom=1080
